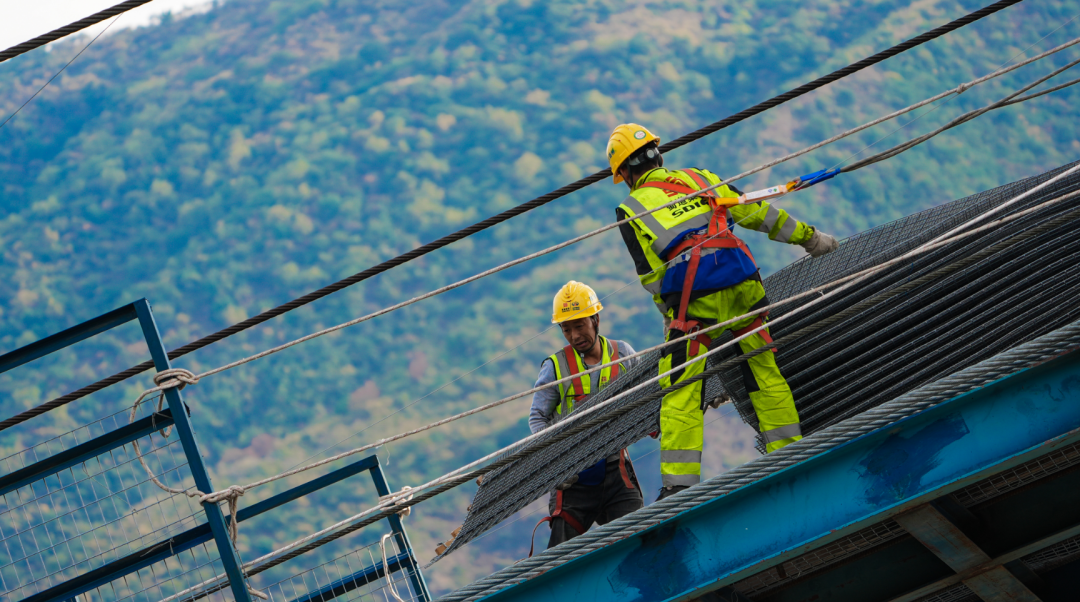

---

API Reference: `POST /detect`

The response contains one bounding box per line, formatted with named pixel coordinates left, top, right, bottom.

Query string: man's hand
left=555, top=474, right=579, bottom=490
left=801, top=227, right=839, bottom=257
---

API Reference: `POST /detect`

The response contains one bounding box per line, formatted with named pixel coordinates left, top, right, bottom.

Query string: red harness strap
left=732, top=315, right=778, bottom=352
left=563, top=344, right=586, bottom=402
left=529, top=489, right=586, bottom=557
left=642, top=170, right=758, bottom=334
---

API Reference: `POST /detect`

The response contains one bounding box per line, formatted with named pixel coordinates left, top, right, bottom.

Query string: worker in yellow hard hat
left=528, top=281, right=644, bottom=550
left=606, top=123, right=839, bottom=501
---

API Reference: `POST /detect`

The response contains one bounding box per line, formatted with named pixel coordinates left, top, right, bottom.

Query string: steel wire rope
left=227, top=29, right=1080, bottom=480
left=448, top=322, right=1080, bottom=601
left=825, top=12, right=1080, bottom=174
left=842, top=55, right=1080, bottom=172
left=0, top=0, right=1025, bottom=433
left=131, top=52, right=1080, bottom=530
left=0, top=15, right=122, bottom=132
left=0, top=0, right=156, bottom=64
left=425, top=402, right=742, bottom=566
left=166, top=169, right=1080, bottom=602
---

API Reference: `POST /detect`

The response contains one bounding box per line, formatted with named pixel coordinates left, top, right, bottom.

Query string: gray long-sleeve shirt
left=528, top=339, right=640, bottom=434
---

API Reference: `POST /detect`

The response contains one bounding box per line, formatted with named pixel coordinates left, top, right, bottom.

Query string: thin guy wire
left=165, top=167, right=1080, bottom=602
left=0, top=15, right=122, bottom=132
left=447, top=322, right=1080, bottom=600
left=831, top=13, right=1080, bottom=171
left=133, top=46, right=1080, bottom=492
left=1, top=0, right=1022, bottom=432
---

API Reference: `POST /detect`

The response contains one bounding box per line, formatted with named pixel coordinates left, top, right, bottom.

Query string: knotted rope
left=129, top=369, right=249, bottom=539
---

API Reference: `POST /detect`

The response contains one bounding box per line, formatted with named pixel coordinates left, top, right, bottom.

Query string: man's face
left=560, top=317, right=597, bottom=354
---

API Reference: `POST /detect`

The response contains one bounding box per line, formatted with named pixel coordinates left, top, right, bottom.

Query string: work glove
left=701, top=393, right=732, bottom=413
left=555, top=474, right=579, bottom=490
left=801, top=227, right=839, bottom=258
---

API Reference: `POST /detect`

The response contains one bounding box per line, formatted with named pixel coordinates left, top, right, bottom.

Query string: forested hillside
left=1, top=0, right=1078, bottom=593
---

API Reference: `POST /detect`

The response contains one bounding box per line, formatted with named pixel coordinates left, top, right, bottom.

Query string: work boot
left=656, top=485, right=688, bottom=501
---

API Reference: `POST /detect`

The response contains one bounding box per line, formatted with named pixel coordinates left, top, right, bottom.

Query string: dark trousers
left=548, top=452, right=644, bottom=548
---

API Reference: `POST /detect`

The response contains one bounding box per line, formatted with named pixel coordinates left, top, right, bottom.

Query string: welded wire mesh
left=1022, top=535, right=1080, bottom=573
left=441, top=161, right=1080, bottom=559
left=0, top=399, right=208, bottom=600
left=731, top=520, right=907, bottom=597
left=914, top=584, right=979, bottom=602
left=951, top=441, right=1080, bottom=507
left=258, top=533, right=425, bottom=602
left=88, top=539, right=238, bottom=602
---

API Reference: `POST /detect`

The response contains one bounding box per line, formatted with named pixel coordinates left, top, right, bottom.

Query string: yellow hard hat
left=606, top=123, right=660, bottom=184
left=552, top=281, right=603, bottom=324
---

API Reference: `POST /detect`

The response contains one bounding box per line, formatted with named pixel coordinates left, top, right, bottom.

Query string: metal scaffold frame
left=0, top=299, right=431, bottom=602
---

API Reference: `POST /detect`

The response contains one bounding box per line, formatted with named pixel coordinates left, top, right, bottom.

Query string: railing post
left=133, top=299, right=254, bottom=602
left=369, top=457, right=432, bottom=602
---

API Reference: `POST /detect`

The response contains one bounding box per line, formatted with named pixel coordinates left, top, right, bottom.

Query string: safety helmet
left=552, top=281, right=603, bottom=324
left=606, top=123, right=661, bottom=184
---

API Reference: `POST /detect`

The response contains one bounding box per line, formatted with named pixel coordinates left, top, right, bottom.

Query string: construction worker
left=528, top=281, right=644, bottom=550
left=606, top=124, right=839, bottom=501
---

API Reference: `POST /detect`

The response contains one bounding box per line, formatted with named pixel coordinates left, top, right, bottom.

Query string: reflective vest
left=547, top=336, right=623, bottom=416
left=546, top=336, right=626, bottom=486
left=618, top=168, right=759, bottom=318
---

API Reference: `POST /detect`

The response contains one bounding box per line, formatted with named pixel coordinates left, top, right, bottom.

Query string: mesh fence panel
left=438, top=161, right=1080, bottom=560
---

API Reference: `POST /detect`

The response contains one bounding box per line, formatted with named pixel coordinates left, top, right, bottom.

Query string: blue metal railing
left=1, top=299, right=430, bottom=602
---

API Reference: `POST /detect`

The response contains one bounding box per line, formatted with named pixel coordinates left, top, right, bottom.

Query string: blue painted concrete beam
left=480, top=348, right=1080, bottom=602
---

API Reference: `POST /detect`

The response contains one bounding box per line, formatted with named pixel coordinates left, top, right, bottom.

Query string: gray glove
left=801, top=227, right=839, bottom=257
left=555, top=474, right=579, bottom=490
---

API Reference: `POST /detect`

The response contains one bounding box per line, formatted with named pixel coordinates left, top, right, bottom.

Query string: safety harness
left=530, top=340, right=637, bottom=556
left=529, top=449, right=637, bottom=557
left=560, top=337, right=620, bottom=407
left=641, top=170, right=776, bottom=354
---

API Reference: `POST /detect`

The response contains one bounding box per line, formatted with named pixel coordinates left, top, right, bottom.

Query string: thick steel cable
left=446, top=320, right=1080, bottom=601
left=0, top=0, right=1023, bottom=433
left=0, top=0, right=155, bottom=65
left=170, top=183, right=1080, bottom=602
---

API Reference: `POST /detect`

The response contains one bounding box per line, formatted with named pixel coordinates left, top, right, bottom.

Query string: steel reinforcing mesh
left=438, top=161, right=1080, bottom=560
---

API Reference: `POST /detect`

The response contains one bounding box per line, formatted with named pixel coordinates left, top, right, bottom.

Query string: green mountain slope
left=1, top=0, right=1078, bottom=593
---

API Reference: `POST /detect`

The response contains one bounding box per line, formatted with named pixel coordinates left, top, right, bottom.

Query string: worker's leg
left=658, top=328, right=708, bottom=489
left=728, top=282, right=802, bottom=453
left=547, top=482, right=602, bottom=548
left=597, top=452, right=643, bottom=524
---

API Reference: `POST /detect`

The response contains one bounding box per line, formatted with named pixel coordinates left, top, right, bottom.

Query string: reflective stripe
left=662, top=473, right=701, bottom=487
left=761, top=423, right=802, bottom=444
left=660, top=450, right=702, bottom=464
left=621, top=195, right=711, bottom=256
left=757, top=205, right=781, bottom=234
left=643, top=280, right=663, bottom=295
left=551, top=337, right=621, bottom=415
left=775, top=215, right=798, bottom=243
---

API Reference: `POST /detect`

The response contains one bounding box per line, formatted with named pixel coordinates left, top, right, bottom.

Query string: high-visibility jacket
left=547, top=335, right=625, bottom=416
left=546, top=336, right=627, bottom=485
left=617, top=167, right=814, bottom=315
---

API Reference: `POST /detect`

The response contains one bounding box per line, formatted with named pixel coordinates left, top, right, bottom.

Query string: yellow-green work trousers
left=659, top=279, right=802, bottom=488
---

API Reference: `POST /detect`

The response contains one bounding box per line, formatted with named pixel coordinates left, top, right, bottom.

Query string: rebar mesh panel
left=259, top=533, right=425, bottom=602
left=731, top=520, right=907, bottom=598
left=0, top=402, right=207, bottom=600
left=441, top=161, right=1080, bottom=559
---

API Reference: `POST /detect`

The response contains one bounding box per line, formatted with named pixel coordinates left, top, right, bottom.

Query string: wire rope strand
left=0, top=0, right=1023, bottom=433
left=0, top=0, right=155, bottom=64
